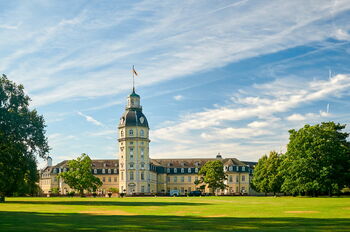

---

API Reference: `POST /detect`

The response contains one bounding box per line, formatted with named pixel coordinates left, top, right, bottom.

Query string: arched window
left=140, top=129, right=144, bottom=137
left=129, top=129, right=133, bottom=136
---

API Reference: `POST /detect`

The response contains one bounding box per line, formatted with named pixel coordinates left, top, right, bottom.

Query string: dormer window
left=195, top=168, right=198, bottom=173
left=167, top=168, right=170, bottom=173
left=108, top=169, right=111, bottom=174
left=102, top=169, right=105, bottom=174
left=94, top=169, right=97, bottom=174
left=188, top=168, right=191, bottom=173
left=242, top=166, right=246, bottom=171
left=229, top=166, right=233, bottom=171
left=181, top=168, right=184, bottom=173
left=174, top=168, right=177, bottom=173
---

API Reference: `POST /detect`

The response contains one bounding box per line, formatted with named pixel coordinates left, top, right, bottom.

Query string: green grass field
left=0, top=196, right=349, bottom=231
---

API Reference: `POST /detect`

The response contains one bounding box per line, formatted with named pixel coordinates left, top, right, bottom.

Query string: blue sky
left=1, top=0, right=350, bottom=167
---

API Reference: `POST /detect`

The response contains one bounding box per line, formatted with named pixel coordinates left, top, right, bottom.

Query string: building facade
left=39, top=88, right=257, bottom=195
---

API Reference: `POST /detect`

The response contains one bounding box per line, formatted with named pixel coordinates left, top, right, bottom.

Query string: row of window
left=93, top=168, right=118, bottom=174
left=121, top=129, right=146, bottom=137
left=120, top=171, right=146, bottom=181
left=167, top=168, right=199, bottom=174
left=101, top=176, right=118, bottom=183
left=228, top=175, right=246, bottom=182
left=225, top=166, right=249, bottom=172
left=167, top=176, right=198, bottom=183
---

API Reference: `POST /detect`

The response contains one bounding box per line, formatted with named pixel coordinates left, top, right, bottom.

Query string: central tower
left=118, top=88, right=150, bottom=194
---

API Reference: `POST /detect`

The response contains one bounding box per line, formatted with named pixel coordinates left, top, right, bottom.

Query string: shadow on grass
left=0, top=211, right=349, bottom=232
left=6, top=200, right=205, bottom=206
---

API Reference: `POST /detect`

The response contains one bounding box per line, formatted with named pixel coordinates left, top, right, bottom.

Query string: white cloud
left=334, top=29, right=350, bottom=41
left=77, top=112, right=103, bottom=126
left=151, top=74, right=350, bottom=159
left=2, top=1, right=350, bottom=106
left=173, top=95, right=184, bottom=101
left=286, top=113, right=306, bottom=121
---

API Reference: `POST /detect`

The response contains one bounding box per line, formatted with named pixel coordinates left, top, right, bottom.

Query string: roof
left=129, top=88, right=140, bottom=98
left=119, top=109, right=149, bottom=128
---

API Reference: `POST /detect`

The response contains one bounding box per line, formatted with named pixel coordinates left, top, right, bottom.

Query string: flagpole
left=132, top=65, right=135, bottom=91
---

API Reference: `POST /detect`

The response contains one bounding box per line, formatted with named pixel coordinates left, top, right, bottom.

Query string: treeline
left=252, top=122, right=350, bottom=196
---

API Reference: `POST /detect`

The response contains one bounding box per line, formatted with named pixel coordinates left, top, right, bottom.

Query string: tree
left=59, top=153, right=102, bottom=196
left=0, top=74, right=49, bottom=202
left=197, top=160, right=226, bottom=195
left=251, top=155, right=269, bottom=195
left=280, top=122, right=350, bottom=196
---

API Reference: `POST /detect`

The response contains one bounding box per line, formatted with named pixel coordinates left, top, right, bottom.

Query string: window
left=102, top=169, right=105, bottom=174
left=174, top=168, right=177, bottom=173
left=188, top=176, right=191, bottom=182
left=181, top=187, right=184, bottom=193
left=181, top=168, right=184, bottom=173
left=229, top=166, right=233, bottom=171
left=195, top=176, right=198, bottom=181
left=167, top=168, right=170, bottom=173
left=140, top=129, right=144, bottom=137
left=167, top=176, right=170, bottom=182
left=195, top=168, right=198, bottom=173
left=188, top=187, right=191, bottom=192
left=141, top=148, right=144, bottom=159
left=181, top=176, right=184, bottom=182
left=114, top=177, right=117, bottom=182
left=130, top=172, right=134, bottom=180
left=174, top=176, right=177, bottom=182
left=242, top=175, right=246, bottom=182
left=94, top=169, right=97, bottom=174
left=114, top=168, right=117, bottom=173
left=188, top=168, right=191, bottom=173
left=242, top=166, right=245, bottom=171
left=141, top=163, right=144, bottom=169
left=141, top=186, right=145, bottom=193
left=102, top=177, right=106, bottom=182
left=130, top=163, right=134, bottom=168
left=129, top=129, right=133, bottom=136
left=130, top=147, right=134, bottom=159
left=108, top=169, right=111, bottom=174
left=229, top=175, right=233, bottom=182
left=141, top=172, right=144, bottom=180
left=108, top=177, right=111, bottom=182
left=121, top=130, right=124, bottom=137
left=236, top=175, right=239, bottom=183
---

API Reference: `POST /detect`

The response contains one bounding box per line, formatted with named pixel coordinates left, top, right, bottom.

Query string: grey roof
left=119, top=109, right=149, bottom=128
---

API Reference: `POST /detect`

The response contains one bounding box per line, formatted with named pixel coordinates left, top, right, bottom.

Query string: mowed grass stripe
left=0, top=196, right=349, bottom=231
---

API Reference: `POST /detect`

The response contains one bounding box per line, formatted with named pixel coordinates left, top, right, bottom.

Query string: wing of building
left=39, top=87, right=257, bottom=196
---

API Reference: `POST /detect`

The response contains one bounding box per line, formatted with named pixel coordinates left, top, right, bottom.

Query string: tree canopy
left=251, top=151, right=283, bottom=195
left=196, top=160, right=226, bottom=195
left=280, top=122, right=350, bottom=196
left=0, top=74, right=49, bottom=200
left=59, top=153, right=102, bottom=196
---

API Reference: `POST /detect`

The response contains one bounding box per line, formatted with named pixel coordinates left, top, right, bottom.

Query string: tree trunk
left=80, top=189, right=84, bottom=197
left=0, top=195, right=5, bottom=203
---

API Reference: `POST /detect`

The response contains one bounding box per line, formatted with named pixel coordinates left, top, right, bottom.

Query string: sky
left=1, top=0, right=350, bottom=167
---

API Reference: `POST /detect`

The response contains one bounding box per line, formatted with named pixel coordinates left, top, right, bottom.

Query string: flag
left=132, top=65, right=138, bottom=76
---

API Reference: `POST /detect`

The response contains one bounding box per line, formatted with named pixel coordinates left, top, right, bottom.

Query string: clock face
left=139, top=117, right=144, bottom=123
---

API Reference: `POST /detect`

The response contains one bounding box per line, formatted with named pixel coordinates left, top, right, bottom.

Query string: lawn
left=0, top=196, right=349, bottom=231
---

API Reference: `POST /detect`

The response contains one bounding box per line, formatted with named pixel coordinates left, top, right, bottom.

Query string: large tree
left=280, top=122, right=350, bottom=196
left=252, top=151, right=283, bottom=195
left=196, top=160, right=226, bottom=195
left=59, top=153, right=102, bottom=196
left=0, top=74, right=49, bottom=201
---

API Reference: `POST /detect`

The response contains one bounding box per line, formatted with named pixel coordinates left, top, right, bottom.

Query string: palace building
left=39, top=88, right=257, bottom=196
